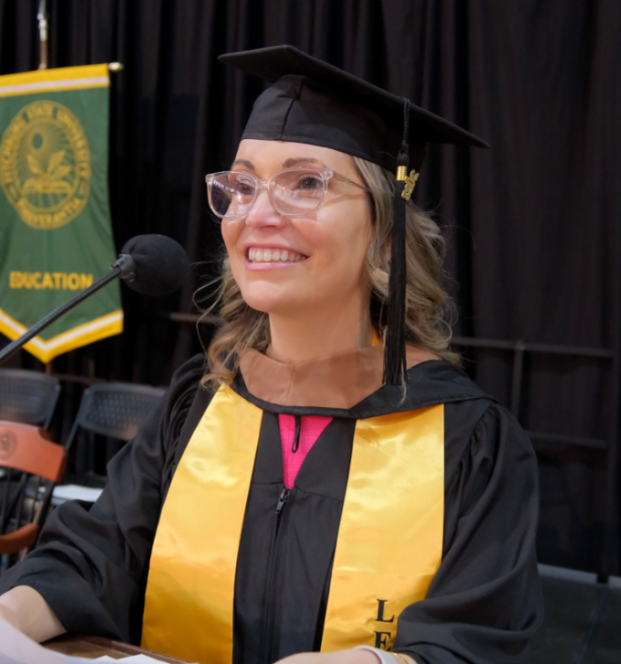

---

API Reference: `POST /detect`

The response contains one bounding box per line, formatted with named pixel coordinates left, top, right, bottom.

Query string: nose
left=244, top=187, right=285, bottom=228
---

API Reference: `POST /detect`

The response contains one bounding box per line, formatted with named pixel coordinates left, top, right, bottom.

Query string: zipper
left=261, top=414, right=299, bottom=662
left=261, top=485, right=291, bottom=663
left=291, top=415, right=301, bottom=452
left=275, top=487, right=290, bottom=515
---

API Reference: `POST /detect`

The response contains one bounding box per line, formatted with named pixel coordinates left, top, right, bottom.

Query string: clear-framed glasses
left=205, top=167, right=369, bottom=219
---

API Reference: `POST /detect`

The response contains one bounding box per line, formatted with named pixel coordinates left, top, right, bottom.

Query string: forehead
left=233, top=139, right=358, bottom=177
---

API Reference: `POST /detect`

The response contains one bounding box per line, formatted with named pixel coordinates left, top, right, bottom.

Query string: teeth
left=248, top=248, right=305, bottom=263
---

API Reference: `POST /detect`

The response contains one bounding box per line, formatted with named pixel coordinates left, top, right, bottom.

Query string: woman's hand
left=274, top=651, right=377, bottom=664
left=0, top=586, right=66, bottom=642
left=274, top=649, right=416, bottom=664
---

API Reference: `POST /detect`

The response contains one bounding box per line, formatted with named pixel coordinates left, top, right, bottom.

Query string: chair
left=0, top=421, right=67, bottom=559
left=0, top=369, right=61, bottom=429
left=54, top=383, right=166, bottom=504
left=65, top=382, right=167, bottom=449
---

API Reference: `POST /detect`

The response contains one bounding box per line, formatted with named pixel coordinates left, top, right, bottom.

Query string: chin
left=239, top=286, right=298, bottom=316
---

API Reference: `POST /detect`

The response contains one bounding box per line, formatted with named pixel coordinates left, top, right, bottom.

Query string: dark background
left=0, top=0, right=619, bottom=576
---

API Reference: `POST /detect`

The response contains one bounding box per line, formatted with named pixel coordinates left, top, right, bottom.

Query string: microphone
left=117, top=234, right=190, bottom=296
left=0, top=234, right=190, bottom=366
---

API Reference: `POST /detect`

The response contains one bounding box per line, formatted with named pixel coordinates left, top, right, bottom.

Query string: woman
left=0, top=46, right=542, bottom=664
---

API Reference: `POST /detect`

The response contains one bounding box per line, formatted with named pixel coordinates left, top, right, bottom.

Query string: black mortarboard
left=219, top=45, right=489, bottom=385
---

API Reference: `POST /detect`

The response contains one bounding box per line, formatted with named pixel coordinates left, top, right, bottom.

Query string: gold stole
left=142, top=386, right=444, bottom=664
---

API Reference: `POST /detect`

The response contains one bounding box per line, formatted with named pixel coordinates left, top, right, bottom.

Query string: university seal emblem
left=0, top=429, right=17, bottom=460
left=0, top=100, right=91, bottom=229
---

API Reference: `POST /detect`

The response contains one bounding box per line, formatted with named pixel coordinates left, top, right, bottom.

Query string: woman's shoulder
left=348, top=354, right=489, bottom=419
left=169, top=352, right=209, bottom=388
left=163, top=352, right=213, bottom=437
left=409, top=360, right=532, bottom=455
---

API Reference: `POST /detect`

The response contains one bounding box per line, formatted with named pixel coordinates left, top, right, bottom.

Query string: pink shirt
left=278, top=414, right=332, bottom=489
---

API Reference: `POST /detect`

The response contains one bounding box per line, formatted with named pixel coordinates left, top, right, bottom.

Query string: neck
left=267, top=297, right=373, bottom=365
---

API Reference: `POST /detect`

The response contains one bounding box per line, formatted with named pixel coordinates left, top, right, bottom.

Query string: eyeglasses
left=205, top=167, right=369, bottom=219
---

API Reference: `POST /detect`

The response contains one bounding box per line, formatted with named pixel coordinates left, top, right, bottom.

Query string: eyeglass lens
left=207, top=169, right=327, bottom=218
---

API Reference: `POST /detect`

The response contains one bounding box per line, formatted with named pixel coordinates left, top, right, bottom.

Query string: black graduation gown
left=0, top=354, right=543, bottom=664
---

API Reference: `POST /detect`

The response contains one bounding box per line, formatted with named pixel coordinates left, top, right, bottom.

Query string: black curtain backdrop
left=0, top=0, right=619, bottom=575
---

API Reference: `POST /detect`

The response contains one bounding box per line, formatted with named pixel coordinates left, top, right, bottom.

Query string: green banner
left=0, top=64, right=122, bottom=363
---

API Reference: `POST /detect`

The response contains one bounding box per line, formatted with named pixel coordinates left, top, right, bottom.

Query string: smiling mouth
left=248, top=247, right=308, bottom=263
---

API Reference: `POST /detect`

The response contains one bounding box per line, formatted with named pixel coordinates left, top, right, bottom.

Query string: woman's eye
left=232, top=176, right=256, bottom=196
left=295, top=175, right=323, bottom=192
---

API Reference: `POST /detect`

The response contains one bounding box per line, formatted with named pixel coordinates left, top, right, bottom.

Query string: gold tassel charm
left=401, top=169, right=419, bottom=201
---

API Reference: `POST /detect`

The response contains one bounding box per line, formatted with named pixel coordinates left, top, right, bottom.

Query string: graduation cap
left=219, top=45, right=489, bottom=386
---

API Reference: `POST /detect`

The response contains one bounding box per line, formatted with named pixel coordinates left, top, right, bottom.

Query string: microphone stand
left=0, top=255, right=135, bottom=366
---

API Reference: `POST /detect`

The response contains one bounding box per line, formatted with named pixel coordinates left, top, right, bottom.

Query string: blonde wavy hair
left=200, top=156, right=458, bottom=389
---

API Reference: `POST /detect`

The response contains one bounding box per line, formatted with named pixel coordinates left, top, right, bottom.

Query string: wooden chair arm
left=0, top=523, right=39, bottom=554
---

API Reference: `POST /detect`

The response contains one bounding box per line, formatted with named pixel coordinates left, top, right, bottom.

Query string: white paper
left=51, top=485, right=103, bottom=504
left=93, top=657, right=175, bottom=663
left=0, top=618, right=70, bottom=664
left=0, top=618, right=173, bottom=663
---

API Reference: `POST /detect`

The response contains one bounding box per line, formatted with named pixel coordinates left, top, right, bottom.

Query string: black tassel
left=383, top=98, right=412, bottom=387
left=383, top=176, right=408, bottom=386
left=383, top=142, right=409, bottom=387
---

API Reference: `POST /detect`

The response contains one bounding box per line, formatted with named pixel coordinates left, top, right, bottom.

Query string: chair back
left=0, top=420, right=67, bottom=558
left=53, top=383, right=164, bottom=505
left=0, top=369, right=61, bottom=429
left=66, top=382, right=166, bottom=447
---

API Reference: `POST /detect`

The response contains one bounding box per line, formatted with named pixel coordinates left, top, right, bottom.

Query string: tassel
left=383, top=98, right=416, bottom=386
left=383, top=147, right=409, bottom=386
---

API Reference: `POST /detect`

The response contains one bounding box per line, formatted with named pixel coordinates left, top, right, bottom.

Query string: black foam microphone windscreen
left=120, top=234, right=190, bottom=296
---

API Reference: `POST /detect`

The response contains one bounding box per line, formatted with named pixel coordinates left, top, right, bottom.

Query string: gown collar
left=235, top=345, right=487, bottom=417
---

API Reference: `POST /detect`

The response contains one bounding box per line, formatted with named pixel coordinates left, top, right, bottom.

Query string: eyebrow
left=283, top=157, right=325, bottom=168
left=231, top=159, right=255, bottom=170
left=231, top=156, right=326, bottom=171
